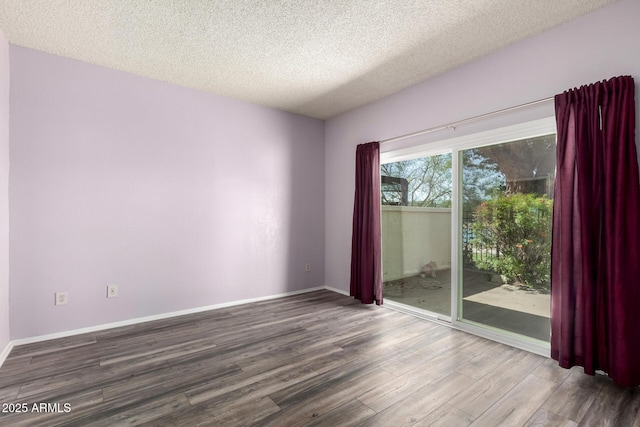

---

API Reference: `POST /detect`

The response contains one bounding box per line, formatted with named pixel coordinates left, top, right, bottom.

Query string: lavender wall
left=0, top=29, right=10, bottom=349
left=325, top=0, right=640, bottom=292
left=9, top=47, right=325, bottom=339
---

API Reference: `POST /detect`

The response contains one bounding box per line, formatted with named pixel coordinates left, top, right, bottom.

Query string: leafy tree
left=474, top=134, right=556, bottom=195
left=381, top=154, right=452, bottom=207
left=462, top=149, right=504, bottom=212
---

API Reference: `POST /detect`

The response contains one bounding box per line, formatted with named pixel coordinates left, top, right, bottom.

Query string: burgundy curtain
left=551, top=76, right=640, bottom=387
left=350, top=142, right=383, bottom=305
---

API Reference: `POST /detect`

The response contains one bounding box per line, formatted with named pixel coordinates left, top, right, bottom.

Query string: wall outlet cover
left=107, top=285, right=118, bottom=298
left=55, top=292, right=68, bottom=306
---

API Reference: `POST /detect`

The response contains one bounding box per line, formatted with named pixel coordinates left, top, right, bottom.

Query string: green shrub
left=471, top=193, right=553, bottom=290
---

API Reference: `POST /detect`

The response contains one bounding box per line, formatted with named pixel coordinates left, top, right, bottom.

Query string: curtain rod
left=380, top=96, right=555, bottom=144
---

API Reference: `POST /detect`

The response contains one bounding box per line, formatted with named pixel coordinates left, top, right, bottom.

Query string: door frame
left=380, top=117, right=556, bottom=356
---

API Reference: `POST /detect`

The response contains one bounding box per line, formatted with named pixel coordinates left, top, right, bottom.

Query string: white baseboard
left=11, top=286, right=325, bottom=347
left=0, top=341, right=13, bottom=369
left=324, top=285, right=349, bottom=296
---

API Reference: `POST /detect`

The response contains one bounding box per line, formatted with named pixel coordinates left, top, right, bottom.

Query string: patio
left=384, top=268, right=550, bottom=342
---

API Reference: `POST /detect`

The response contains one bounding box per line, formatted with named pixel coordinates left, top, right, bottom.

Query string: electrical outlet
left=305, top=263, right=311, bottom=272
left=107, top=285, right=118, bottom=298
left=55, top=292, right=68, bottom=306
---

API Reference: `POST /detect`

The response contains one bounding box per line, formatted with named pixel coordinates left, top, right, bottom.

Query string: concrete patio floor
left=383, top=269, right=550, bottom=342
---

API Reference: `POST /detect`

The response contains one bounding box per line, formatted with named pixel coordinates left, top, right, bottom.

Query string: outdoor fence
left=381, top=206, right=451, bottom=282
left=462, top=212, right=499, bottom=267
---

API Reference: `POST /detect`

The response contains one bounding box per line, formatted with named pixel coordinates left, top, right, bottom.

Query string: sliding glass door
left=460, top=134, right=555, bottom=342
left=381, top=118, right=556, bottom=351
left=381, top=153, right=452, bottom=318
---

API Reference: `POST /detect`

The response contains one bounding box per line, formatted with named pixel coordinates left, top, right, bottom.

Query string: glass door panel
left=460, top=135, right=555, bottom=341
left=381, top=153, right=452, bottom=316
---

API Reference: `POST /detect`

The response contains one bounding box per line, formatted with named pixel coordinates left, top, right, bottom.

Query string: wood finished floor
left=0, top=290, right=638, bottom=426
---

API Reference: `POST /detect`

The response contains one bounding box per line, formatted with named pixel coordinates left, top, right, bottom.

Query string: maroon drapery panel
left=350, top=142, right=383, bottom=305
left=551, top=76, right=640, bottom=387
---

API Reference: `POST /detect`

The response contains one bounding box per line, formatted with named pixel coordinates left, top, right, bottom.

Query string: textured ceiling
left=0, top=0, right=616, bottom=119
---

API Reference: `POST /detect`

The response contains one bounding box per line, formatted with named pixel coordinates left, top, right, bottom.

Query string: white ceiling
left=0, top=0, right=616, bottom=119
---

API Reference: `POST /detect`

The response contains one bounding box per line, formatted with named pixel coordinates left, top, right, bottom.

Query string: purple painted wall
left=0, top=28, right=10, bottom=349
left=9, top=47, right=325, bottom=339
left=325, top=0, right=640, bottom=292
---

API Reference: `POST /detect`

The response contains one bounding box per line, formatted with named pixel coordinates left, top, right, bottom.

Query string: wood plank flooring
left=0, top=290, right=638, bottom=426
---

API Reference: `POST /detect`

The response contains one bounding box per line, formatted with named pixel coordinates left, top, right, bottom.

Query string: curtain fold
left=551, top=75, right=640, bottom=387
left=350, top=142, right=383, bottom=305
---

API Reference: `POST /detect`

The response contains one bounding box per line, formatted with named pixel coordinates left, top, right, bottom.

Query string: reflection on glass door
left=381, top=153, right=452, bottom=316
left=460, top=134, right=555, bottom=341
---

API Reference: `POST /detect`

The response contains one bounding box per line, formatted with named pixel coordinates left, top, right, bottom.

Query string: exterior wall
left=381, top=206, right=451, bottom=282
left=325, top=0, right=640, bottom=292
left=9, top=47, right=325, bottom=339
